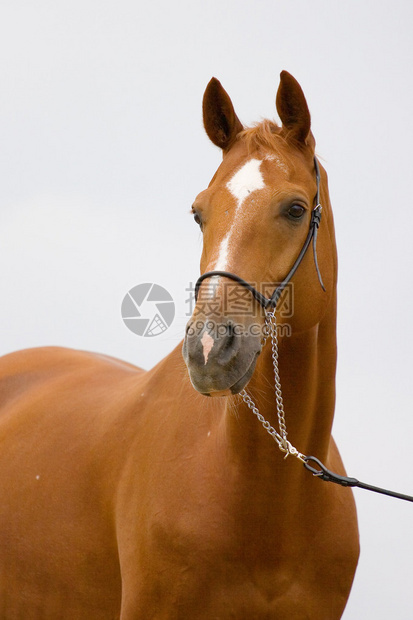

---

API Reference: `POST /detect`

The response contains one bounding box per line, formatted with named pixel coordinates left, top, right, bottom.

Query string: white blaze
left=226, top=158, right=265, bottom=208
left=211, top=159, right=265, bottom=292
left=201, top=331, right=215, bottom=364
left=214, top=234, right=229, bottom=271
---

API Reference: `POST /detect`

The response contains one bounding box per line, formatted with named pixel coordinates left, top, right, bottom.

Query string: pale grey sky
left=1, top=1, right=413, bottom=617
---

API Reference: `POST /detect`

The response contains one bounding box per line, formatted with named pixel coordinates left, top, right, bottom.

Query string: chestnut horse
left=0, top=72, right=359, bottom=618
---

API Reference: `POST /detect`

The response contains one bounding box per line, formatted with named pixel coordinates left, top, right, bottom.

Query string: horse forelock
left=239, top=120, right=286, bottom=153
left=236, top=120, right=300, bottom=182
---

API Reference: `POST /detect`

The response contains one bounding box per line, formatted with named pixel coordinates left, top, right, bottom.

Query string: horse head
left=183, top=71, right=336, bottom=397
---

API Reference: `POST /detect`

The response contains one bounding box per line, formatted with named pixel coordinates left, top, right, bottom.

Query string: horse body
left=0, top=72, right=359, bottom=618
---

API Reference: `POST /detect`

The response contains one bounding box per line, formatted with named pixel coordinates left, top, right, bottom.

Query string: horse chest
left=122, top=486, right=350, bottom=620
left=125, top=526, right=340, bottom=620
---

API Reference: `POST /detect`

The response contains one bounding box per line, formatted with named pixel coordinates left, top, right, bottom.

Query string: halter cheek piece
left=195, top=157, right=325, bottom=310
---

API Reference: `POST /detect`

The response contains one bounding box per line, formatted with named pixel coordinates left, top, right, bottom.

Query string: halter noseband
left=194, top=157, right=325, bottom=310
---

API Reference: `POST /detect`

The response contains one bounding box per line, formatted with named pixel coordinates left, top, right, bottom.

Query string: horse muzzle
left=182, top=317, right=262, bottom=396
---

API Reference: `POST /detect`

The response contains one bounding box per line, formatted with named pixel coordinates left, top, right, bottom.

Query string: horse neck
left=224, top=293, right=337, bottom=489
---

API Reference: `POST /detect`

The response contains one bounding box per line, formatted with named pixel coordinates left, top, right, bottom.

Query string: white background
left=1, top=1, right=412, bottom=617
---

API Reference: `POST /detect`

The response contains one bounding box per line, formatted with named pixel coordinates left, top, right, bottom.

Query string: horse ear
left=202, top=78, right=243, bottom=150
left=276, top=71, right=312, bottom=146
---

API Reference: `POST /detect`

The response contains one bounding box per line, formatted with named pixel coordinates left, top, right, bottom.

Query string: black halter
left=194, top=157, right=326, bottom=310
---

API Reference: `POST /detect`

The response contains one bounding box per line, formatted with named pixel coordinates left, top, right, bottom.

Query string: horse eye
left=193, top=212, right=203, bottom=229
left=288, top=204, right=306, bottom=219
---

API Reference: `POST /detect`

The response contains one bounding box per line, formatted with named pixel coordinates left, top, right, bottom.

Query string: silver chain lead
left=240, top=311, right=305, bottom=462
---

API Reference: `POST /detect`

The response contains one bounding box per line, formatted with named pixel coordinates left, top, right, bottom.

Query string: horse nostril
left=224, top=322, right=235, bottom=348
left=214, top=321, right=240, bottom=366
left=185, top=321, right=195, bottom=336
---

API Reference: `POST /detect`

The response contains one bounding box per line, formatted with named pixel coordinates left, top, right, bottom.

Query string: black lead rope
left=304, top=456, right=413, bottom=503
